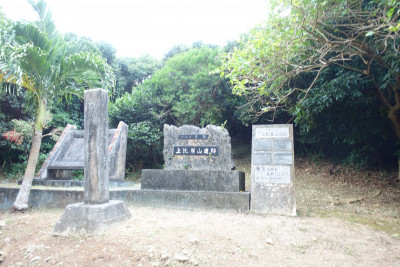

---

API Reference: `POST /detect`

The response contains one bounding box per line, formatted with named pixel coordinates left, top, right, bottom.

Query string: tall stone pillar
left=54, top=89, right=131, bottom=234
left=84, top=89, right=109, bottom=204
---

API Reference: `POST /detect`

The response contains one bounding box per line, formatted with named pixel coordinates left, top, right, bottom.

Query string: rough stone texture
left=141, top=169, right=245, bottom=192
left=163, top=124, right=235, bottom=171
left=137, top=124, right=246, bottom=211
left=47, top=169, right=73, bottom=179
left=53, top=89, right=131, bottom=234
left=127, top=190, right=250, bottom=210
left=20, top=179, right=134, bottom=188
left=36, top=124, right=77, bottom=179
left=53, top=200, right=131, bottom=233
left=108, top=122, right=128, bottom=180
left=250, top=184, right=296, bottom=216
left=36, top=125, right=128, bottom=180
left=0, top=187, right=250, bottom=211
left=0, top=187, right=84, bottom=210
left=251, top=124, right=296, bottom=216
left=84, top=89, right=109, bottom=204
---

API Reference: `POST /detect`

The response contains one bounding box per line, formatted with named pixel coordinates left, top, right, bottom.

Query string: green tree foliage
left=113, top=54, right=161, bottom=99
left=220, top=0, right=400, bottom=168
left=95, top=41, right=117, bottom=65
left=0, top=90, right=33, bottom=174
left=162, top=44, right=190, bottom=61
left=0, top=0, right=114, bottom=210
left=109, top=87, right=163, bottom=170
left=146, top=45, right=237, bottom=126
left=109, top=44, right=246, bottom=169
left=295, top=65, right=397, bottom=166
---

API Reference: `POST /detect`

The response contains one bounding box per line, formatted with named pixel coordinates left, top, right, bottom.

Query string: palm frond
left=13, top=22, right=52, bottom=52
left=27, top=0, right=56, bottom=37
left=1, top=1, right=114, bottom=108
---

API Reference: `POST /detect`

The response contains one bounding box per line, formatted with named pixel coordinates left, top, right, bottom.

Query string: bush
left=109, top=89, right=163, bottom=170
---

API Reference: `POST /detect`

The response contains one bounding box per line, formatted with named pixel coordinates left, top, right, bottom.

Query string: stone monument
left=36, top=121, right=128, bottom=181
left=140, top=124, right=249, bottom=210
left=251, top=124, right=296, bottom=216
left=142, top=124, right=244, bottom=192
left=54, top=89, right=131, bottom=233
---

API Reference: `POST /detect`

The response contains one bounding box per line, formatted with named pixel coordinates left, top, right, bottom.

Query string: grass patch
left=316, top=209, right=400, bottom=237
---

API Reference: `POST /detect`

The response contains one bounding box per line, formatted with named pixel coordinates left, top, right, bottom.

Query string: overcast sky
left=1, top=0, right=269, bottom=59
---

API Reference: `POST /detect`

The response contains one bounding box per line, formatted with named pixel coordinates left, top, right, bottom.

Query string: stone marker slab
left=139, top=123, right=246, bottom=211
left=36, top=123, right=128, bottom=181
left=53, top=200, right=131, bottom=233
left=251, top=124, right=296, bottom=216
left=84, top=89, right=109, bottom=204
left=253, top=165, right=291, bottom=184
left=108, top=122, right=128, bottom=180
left=252, top=153, right=272, bottom=165
left=163, top=124, right=235, bottom=171
left=54, top=88, right=131, bottom=234
left=141, top=169, right=245, bottom=192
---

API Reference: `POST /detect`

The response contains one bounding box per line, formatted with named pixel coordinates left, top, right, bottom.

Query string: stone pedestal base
left=251, top=184, right=296, bottom=216
left=54, top=200, right=131, bottom=233
left=141, top=169, right=245, bottom=192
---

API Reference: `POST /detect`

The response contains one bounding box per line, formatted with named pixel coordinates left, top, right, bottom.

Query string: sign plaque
left=251, top=124, right=296, bottom=216
left=174, top=146, right=219, bottom=156
left=178, top=134, right=209, bottom=140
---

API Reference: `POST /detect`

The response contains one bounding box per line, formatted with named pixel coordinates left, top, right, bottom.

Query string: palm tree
left=0, top=0, right=114, bottom=211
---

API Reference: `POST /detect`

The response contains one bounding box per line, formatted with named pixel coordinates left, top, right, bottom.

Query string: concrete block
left=53, top=200, right=131, bottom=233
left=273, top=139, right=292, bottom=151
left=20, top=179, right=135, bottom=188
left=252, top=153, right=272, bottom=165
left=141, top=169, right=245, bottom=192
left=250, top=184, right=296, bottom=216
left=253, top=139, right=273, bottom=151
left=0, top=187, right=250, bottom=211
left=273, top=153, right=293, bottom=165
left=116, top=189, right=250, bottom=211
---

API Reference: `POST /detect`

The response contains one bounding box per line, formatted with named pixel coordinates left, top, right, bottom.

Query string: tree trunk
left=12, top=99, right=46, bottom=211
left=388, top=106, right=400, bottom=140
left=12, top=130, right=43, bottom=211
left=387, top=106, right=400, bottom=180
left=397, top=157, right=400, bottom=181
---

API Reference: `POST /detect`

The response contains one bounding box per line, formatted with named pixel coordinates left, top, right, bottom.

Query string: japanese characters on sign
left=174, top=146, right=219, bottom=156
left=255, top=127, right=290, bottom=139
left=178, top=134, right=209, bottom=140
left=254, top=165, right=291, bottom=184
left=252, top=125, right=293, bottom=184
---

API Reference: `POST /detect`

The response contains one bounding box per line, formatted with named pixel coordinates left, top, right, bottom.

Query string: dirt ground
left=1, top=150, right=400, bottom=266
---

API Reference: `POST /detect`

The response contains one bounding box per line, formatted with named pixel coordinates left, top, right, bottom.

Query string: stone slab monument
left=140, top=124, right=248, bottom=210
left=54, top=89, right=131, bottom=233
left=251, top=124, right=296, bottom=216
left=163, top=124, right=235, bottom=171
left=36, top=121, right=128, bottom=181
left=142, top=124, right=244, bottom=192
